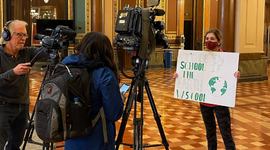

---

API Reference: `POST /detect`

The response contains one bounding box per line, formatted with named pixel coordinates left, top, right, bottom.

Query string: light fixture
left=30, top=8, right=39, bottom=18
left=44, top=0, right=49, bottom=3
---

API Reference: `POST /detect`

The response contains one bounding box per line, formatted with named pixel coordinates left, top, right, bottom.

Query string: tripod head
left=130, top=54, right=148, bottom=76
left=48, top=49, right=61, bottom=66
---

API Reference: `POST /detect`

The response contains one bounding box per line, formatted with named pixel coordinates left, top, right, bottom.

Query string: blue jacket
left=63, top=54, right=124, bottom=150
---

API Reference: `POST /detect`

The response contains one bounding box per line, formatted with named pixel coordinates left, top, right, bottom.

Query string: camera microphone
left=60, top=30, right=77, bottom=37
left=33, top=34, right=46, bottom=40
left=154, top=9, right=165, bottom=16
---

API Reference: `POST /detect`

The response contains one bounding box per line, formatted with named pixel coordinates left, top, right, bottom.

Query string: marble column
left=217, top=0, right=235, bottom=52
left=91, top=0, right=103, bottom=32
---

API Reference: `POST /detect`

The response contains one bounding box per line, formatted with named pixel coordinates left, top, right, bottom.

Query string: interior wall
left=235, top=0, right=265, bottom=53
left=120, top=0, right=137, bottom=8
left=74, top=0, right=85, bottom=34
left=167, top=0, right=177, bottom=32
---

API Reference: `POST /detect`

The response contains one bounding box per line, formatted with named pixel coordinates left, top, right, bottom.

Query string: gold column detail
left=0, top=0, right=3, bottom=32
left=86, top=0, right=91, bottom=33
left=204, top=0, right=210, bottom=31
left=113, top=0, right=118, bottom=37
left=68, top=0, right=73, bottom=20
left=202, top=0, right=211, bottom=50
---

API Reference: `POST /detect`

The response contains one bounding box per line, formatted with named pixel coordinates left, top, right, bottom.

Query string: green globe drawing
left=208, top=77, right=227, bottom=97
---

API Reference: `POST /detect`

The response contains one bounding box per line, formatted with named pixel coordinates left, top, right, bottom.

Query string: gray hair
left=0, top=20, right=28, bottom=44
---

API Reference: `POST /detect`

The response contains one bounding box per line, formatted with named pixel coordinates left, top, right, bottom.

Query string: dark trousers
left=200, top=104, right=235, bottom=150
left=0, top=103, right=29, bottom=150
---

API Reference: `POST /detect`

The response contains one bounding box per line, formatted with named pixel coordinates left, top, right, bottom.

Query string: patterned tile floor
left=23, top=64, right=270, bottom=150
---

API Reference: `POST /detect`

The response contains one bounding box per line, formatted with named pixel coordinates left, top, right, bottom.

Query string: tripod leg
left=42, top=142, right=50, bottom=150
left=51, top=142, right=54, bottom=150
left=115, top=79, right=138, bottom=150
left=144, top=78, right=169, bottom=150
left=22, top=122, right=34, bottom=149
left=29, top=124, right=35, bottom=141
left=22, top=65, right=50, bottom=150
left=134, top=83, right=144, bottom=150
left=133, top=88, right=138, bottom=150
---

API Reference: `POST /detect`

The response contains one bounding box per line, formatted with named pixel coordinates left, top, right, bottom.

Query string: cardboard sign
left=174, top=50, right=239, bottom=107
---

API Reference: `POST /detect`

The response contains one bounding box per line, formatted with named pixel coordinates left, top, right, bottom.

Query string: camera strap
left=138, top=8, right=156, bottom=60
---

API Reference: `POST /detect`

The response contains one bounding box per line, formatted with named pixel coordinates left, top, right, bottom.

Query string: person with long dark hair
left=63, top=32, right=124, bottom=150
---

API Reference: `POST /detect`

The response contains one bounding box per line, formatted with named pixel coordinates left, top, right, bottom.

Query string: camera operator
left=0, top=20, right=49, bottom=150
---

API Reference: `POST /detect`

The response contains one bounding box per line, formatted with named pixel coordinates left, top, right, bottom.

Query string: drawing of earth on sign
left=208, top=77, right=227, bottom=97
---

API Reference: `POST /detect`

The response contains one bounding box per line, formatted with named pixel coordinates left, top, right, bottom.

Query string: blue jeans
left=200, top=104, right=235, bottom=150
left=0, top=102, right=29, bottom=150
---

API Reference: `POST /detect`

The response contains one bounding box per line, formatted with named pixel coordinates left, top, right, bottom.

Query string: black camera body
left=115, top=8, right=142, bottom=50
left=114, top=4, right=169, bottom=54
left=34, top=25, right=76, bottom=50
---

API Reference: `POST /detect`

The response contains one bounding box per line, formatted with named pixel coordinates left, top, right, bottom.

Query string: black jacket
left=0, top=46, right=49, bottom=104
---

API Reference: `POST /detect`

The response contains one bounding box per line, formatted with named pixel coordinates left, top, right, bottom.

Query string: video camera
left=114, top=0, right=169, bottom=60
left=34, top=25, right=76, bottom=50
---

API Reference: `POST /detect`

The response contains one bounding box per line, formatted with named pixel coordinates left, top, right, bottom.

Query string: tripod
left=115, top=58, right=169, bottom=150
left=22, top=50, right=64, bottom=150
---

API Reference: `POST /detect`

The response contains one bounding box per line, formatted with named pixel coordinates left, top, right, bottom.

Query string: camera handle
left=115, top=73, right=169, bottom=150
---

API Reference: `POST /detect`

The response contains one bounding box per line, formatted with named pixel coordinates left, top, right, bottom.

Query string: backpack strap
left=92, top=107, right=108, bottom=146
left=80, top=67, right=93, bottom=106
left=86, top=65, right=108, bottom=146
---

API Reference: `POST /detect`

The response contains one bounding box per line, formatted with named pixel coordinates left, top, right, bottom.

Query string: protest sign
left=174, top=50, right=239, bottom=107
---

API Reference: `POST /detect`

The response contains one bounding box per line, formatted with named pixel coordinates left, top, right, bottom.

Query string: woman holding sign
left=174, top=29, right=240, bottom=150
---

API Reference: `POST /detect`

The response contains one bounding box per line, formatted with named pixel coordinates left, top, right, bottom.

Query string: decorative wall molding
left=76, top=33, right=85, bottom=39
left=113, top=0, right=118, bottom=37
left=85, top=0, right=91, bottom=33
left=239, top=53, right=262, bottom=61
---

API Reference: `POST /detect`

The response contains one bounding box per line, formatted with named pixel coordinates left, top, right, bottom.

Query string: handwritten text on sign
left=174, top=50, right=239, bottom=107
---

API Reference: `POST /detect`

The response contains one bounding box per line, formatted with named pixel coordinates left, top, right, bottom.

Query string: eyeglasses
left=13, top=32, right=29, bottom=39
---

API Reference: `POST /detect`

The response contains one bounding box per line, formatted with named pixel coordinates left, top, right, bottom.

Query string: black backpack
left=34, top=63, right=108, bottom=144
